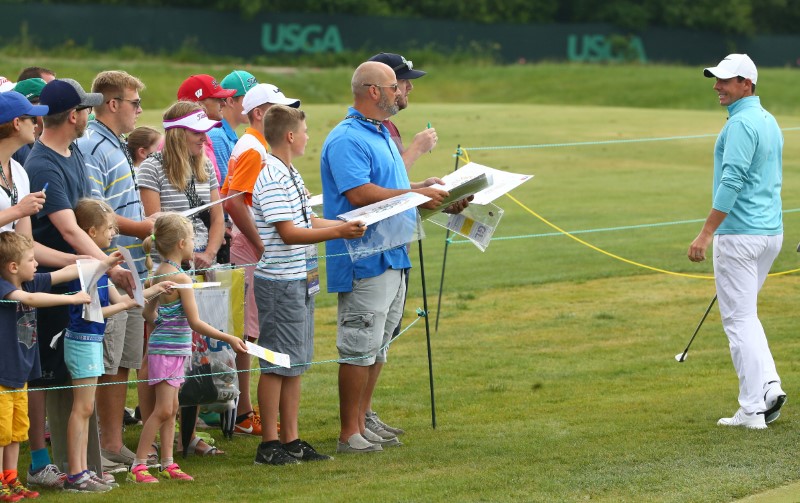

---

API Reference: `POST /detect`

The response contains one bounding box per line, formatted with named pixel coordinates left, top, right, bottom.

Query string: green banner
left=4, top=4, right=799, bottom=67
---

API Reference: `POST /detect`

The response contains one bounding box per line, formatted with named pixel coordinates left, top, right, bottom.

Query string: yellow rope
left=506, top=193, right=800, bottom=279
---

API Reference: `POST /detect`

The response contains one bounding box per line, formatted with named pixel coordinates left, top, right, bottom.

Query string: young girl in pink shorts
left=129, top=213, right=246, bottom=483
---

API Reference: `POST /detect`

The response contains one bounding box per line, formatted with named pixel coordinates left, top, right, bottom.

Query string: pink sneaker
left=127, top=464, right=158, bottom=484
left=158, top=464, right=194, bottom=482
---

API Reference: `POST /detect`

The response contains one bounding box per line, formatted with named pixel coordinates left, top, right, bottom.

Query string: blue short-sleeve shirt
left=320, top=107, right=411, bottom=293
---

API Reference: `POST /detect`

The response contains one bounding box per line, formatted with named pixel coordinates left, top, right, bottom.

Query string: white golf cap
left=241, top=83, right=300, bottom=115
left=704, top=54, right=758, bottom=85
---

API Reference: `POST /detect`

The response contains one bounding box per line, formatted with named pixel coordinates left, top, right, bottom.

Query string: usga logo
left=261, top=23, right=343, bottom=54
left=195, top=89, right=203, bottom=99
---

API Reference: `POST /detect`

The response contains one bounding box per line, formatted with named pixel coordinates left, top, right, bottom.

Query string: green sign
left=567, top=34, right=647, bottom=63
left=261, top=23, right=343, bottom=54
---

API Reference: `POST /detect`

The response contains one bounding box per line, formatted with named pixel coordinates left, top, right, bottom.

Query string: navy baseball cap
left=0, top=91, right=49, bottom=124
left=39, top=78, right=104, bottom=115
left=368, top=53, right=426, bottom=79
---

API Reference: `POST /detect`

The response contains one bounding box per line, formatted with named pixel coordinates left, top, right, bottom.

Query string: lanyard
left=0, top=162, right=18, bottom=207
left=273, top=156, right=309, bottom=226
left=345, top=114, right=383, bottom=127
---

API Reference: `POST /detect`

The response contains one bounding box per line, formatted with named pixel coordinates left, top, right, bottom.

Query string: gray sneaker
left=101, top=446, right=135, bottom=465
left=27, top=464, right=66, bottom=489
left=63, top=471, right=112, bottom=493
left=336, top=433, right=383, bottom=454
left=362, top=427, right=401, bottom=447
left=367, top=411, right=405, bottom=435
left=365, top=414, right=398, bottom=440
left=89, top=471, right=118, bottom=488
left=101, top=455, right=128, bottom=474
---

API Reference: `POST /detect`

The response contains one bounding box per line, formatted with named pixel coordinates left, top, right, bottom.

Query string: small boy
left=251, top=105, right=366, bottom=465
left=0, top=231, right=91, bottom=500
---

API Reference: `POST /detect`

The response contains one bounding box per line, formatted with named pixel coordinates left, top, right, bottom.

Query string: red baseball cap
left=177, top=74, right=236, bottom=101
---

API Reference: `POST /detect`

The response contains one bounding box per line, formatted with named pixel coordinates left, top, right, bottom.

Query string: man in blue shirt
left=688, top=54, right=785, bottom=429
left=320, top=61, right=447, bottom=453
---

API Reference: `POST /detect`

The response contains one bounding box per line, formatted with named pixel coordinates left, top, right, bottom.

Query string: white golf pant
left=713, top=234, right=782, bottom=414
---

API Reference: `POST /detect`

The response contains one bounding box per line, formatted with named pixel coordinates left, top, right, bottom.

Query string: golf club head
left=675, top=352, right=688, bottom=362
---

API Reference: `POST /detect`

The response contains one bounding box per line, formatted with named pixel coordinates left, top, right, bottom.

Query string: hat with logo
left=704, top=54, right=758, bottom=85
left=0, top=91, right=49, bottom=123
left=0, top=77, right=15, bottom=93
left=163, top=109, right=221, bottom=133
left=368, top=53, right=426, bottom=79
left=14, top=78, right=47, bottom=101
left=241, top=84, right=300, bottom=115
left=177, top=75, right=236, bottom=101
left=221, top=70, right=259, bottom=98
left=39, top=78, right=104, bottom=115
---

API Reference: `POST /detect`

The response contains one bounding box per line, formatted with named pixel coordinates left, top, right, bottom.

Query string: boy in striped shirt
left=250, top=105, right=365, bottom=465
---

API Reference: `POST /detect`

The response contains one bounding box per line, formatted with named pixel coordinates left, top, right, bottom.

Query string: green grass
left=7, top=55, right=800, bottom=501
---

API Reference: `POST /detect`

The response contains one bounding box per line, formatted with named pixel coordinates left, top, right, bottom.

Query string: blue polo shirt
left=320, top=107, right=412, bottom=293
left=76, top=120, right=148, bottom=278
left=713, top=96, right=783, bottom=235
left=208, top=118, right=239, bottom=184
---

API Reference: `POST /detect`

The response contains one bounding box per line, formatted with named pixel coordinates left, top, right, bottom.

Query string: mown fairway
left=5, top=56, right=800, bottom=502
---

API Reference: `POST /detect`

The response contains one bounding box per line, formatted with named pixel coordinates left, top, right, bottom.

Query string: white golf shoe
left=717, top=408, right=767, bottom=430
left=763, top=381, right=787, bottom=424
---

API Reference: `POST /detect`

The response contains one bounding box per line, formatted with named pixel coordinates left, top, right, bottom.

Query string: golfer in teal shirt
left=688, top=53, right=785, bottom=430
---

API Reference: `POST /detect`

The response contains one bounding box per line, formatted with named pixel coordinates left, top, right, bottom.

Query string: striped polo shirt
left=252, top=153, right=313, bottom=281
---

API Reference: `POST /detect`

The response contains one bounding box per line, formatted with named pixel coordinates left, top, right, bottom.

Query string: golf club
left=675, top=294, right=717, bottom=362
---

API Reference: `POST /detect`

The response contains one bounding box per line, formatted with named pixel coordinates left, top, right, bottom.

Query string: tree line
left=11, top=0, right=800, bottom=36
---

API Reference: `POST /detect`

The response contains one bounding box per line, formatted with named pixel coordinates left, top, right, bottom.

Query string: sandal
left=146, top=442, right=160, bottom=467
left=185, top=436, right=225, bottom=457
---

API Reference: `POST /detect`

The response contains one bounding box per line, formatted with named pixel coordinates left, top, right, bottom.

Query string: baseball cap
left=241, top=84, right=300, bottom=115
left=0, top=91, right=49, bottom=123
left=221, top=70, right=258, bottom=98
left=0, top=77, right=15, bottom=93
left=39, top=78, right=104, bottom=115
left=177, top=75, right=236, bottom=101
left=14, top=78, right=47, bottom=100
left=704, top=54, right=758, bottom=85
left=163, top=109, right=221, bottom=133
left=368, top=53, right=426, bottom=79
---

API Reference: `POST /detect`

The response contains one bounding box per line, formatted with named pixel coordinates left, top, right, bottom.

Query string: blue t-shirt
left=66, top=275, right=109, bottom=337
left=320, top=107, right=412, bottom=293
left=712, top=96, right=783, bottom=235
left=0, top=273, right=50, bottom=388
left=12, top=143, right=32, bottom=166
left=24, top=140, right=92, bottom=270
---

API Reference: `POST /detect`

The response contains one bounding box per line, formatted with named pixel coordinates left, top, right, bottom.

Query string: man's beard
left=377, top=89, right=399, bottom=116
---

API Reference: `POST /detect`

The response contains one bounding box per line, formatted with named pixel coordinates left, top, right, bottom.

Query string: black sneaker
left=123, top=407, right=140, bottom=426
left=284, top=440, right=333, bottom=462
left=254, top=442, right=300, bottom=466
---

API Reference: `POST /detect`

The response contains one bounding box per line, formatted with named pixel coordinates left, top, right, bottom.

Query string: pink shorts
left=230, top=230, right=260, bottom=341
left=147, top=354, right=188, bottom=388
